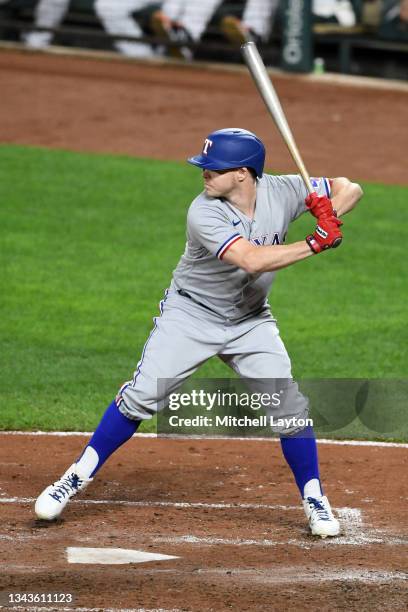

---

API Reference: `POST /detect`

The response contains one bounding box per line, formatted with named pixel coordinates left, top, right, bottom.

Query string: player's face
left=202, top=168, right=240, bottom=198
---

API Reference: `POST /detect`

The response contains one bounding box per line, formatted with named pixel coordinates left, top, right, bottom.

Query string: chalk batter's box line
left=0, top=497, right=358, bottom=513
left=1, top=499, right=406, bottom=546
left=0, top=431, right=407, bottom=448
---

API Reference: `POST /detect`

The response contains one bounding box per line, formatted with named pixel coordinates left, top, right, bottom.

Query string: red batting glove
left=306, top=216, right=343, bottom=253
left=305, top=192, right=336, bottom=219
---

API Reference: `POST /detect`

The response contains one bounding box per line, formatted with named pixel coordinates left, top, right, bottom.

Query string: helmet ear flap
left=246, top=167, right=258, bottom=181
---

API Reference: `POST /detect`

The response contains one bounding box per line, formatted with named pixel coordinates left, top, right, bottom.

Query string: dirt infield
left=1, top=49, right=407, bottom=611
left=0, top=48, right=407, bottom=185
left=0, top=434, right=407, bottom=611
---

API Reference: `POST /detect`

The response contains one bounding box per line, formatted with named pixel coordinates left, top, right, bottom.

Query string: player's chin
left=204, top=185, right=218, bottom=197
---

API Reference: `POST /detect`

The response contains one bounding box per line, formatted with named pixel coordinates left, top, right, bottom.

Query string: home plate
left=66, top=547, right=179, bottom=565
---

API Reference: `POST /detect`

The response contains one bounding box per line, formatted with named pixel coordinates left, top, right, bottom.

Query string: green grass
left=0, top=145, right=406, bottom=438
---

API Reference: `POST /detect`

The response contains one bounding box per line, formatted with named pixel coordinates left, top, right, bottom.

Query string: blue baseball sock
left=280, top=426, right=322, bottom=499
left=76, top=400, right=140, bottom=478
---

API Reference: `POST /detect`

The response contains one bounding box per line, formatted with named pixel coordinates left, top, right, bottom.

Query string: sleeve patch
left=310, top=176, right=331, bottom=197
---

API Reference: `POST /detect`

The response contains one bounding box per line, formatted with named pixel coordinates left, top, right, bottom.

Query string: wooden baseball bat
left=241, top=41, right=314, bottom=194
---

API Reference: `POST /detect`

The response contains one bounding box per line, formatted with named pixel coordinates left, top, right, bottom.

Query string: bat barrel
left=241, top=42, right=314, bottom=195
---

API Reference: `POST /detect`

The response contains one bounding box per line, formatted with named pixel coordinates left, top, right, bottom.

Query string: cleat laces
left=306, top=496, right=331, bottom=521
left=49, top=472, right=84, bottom=503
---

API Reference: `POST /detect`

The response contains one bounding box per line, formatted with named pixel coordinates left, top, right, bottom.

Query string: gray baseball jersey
left=117, top=173, right=331, bottom=431
left=171, top=174, right=331, bottom=320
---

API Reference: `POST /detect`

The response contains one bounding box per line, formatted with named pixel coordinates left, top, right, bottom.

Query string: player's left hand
left=306, top=216, right=343, bottom=253
left=305, top=192, right=336, bottom=219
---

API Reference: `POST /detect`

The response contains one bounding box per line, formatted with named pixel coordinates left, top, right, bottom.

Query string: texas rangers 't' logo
left=203, top=138, right=213, bottom=155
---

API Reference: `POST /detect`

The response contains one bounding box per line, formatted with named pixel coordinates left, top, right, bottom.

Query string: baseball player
left=35, top=129, right=363, bottom=537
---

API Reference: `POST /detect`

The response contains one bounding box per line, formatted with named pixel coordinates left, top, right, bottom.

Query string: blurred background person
left=220, top=0, right=280, bottom=45
left=23, top=0, right=71, bottom=48
left=379, top=0, right=408, bottom=39
left=23, top=0, right=161, bottom=58
left=151, top=0, right=219, bottom=59
left=381, top=0, right=408, bottom=24
left=94, top=0, right=160, bottom=58
left=312, top=0, right=357, bottom=28
left=402, top=0, right=408, bottom=21
left=151, top=0, right=280, bottom=60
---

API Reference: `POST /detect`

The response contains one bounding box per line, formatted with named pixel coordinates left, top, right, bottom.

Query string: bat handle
left=299, top=169, right=314, bottom=195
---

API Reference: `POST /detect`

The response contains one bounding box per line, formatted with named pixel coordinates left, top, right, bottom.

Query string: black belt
left=177, top=289, right=267, bottom=321
left=177, top=289, right=216, bottom=313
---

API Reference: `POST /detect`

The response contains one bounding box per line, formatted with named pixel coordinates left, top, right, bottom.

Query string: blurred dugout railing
left=0, top=1, right=407, bottom=80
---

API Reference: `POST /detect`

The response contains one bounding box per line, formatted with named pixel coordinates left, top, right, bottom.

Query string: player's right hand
left=305, top=216, right=343, bottom=253
left=305, top=192, right=336, bottom=219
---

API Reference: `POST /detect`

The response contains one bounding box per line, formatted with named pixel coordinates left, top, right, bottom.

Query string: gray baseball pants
left=117, top=289, right=309, bottom=434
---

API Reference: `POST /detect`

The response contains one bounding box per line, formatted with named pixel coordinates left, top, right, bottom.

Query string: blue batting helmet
left=188, top=128, right=265, bottom=178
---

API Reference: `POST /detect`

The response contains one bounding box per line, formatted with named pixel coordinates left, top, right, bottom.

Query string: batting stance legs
left=35, top=289, right=339, bottom=537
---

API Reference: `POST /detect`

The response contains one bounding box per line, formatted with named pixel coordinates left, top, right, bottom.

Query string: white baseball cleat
left=303, top=495, right=340, bottom=538
left=35, top=464, right=93, bottom=520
